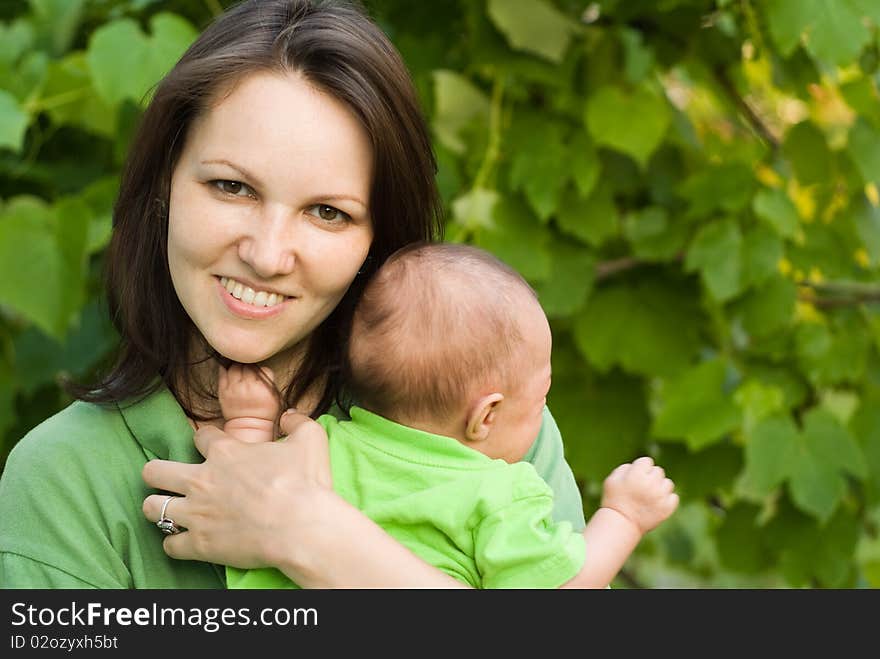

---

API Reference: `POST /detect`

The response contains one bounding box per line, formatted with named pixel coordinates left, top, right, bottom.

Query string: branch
left=798, top=279, right=880, bottom=308
left=712, top=65, right=780, bottom=150
left=595, top=257, right=644, bottom=281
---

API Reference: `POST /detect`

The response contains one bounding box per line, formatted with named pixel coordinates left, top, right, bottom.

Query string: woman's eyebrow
left=303, top=193, right=367, bottom=210
left=201, top=159, right=262, bottom=187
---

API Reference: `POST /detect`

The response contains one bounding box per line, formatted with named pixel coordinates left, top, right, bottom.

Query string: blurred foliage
left=2, top=0, right=880, bottom=588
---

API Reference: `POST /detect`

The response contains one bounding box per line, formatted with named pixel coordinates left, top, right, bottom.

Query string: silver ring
left=156, top=495, right=183, bottom=535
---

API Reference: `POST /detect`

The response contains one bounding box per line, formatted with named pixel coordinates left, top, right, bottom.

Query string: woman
left=0, top=0, right=585, bottom=588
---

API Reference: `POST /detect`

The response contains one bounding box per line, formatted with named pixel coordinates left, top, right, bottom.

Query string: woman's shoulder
left=4, top=400, right=131, bottom=472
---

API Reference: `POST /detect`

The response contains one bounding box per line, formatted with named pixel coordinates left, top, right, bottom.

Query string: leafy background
left=1, top=0, right=880, bottom=588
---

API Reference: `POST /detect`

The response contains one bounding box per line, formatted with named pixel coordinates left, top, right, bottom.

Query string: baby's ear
left=464, top=393, right=504, bottom=443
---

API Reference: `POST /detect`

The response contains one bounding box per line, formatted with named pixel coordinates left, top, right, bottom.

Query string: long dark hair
left=70, top=0, right=442, bottom=418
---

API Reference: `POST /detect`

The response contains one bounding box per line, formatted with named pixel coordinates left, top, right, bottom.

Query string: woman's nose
left=237, top=205, right=296, bottom=278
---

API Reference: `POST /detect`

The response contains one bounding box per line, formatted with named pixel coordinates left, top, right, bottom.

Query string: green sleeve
left=0, top=553, right=106, bottom=588
left=475, top=495, right=586, bottom=588
left=523, top=406, right=586, bottom=531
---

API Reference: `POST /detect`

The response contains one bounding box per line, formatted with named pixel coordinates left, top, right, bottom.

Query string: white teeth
left=220, top=277, right=286, bottom=307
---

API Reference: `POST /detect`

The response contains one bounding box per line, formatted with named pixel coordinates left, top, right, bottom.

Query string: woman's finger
left=141, top=459, right=200, bottom=494
left=142, top=493, right=189, bottom=526
left=192, top=424, right=234, bottom=459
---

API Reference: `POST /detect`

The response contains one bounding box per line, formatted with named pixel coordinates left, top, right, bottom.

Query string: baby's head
left=347, top=242, right=551, bottom=462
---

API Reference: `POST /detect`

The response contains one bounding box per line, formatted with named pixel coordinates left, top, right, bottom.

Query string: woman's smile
left=216, top=276, right=291, bottom=319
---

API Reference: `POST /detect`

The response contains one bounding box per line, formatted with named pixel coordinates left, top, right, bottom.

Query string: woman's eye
left=211, top=180, right=255, bottom=198
left=307, top=204, right=351, bottom=224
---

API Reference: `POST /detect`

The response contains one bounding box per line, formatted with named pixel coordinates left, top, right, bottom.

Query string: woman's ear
left=465, top=393, right=504, bottom=442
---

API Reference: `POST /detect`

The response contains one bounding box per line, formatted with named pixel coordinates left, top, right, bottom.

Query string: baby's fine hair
left=347, top=242, right=540, bottom=424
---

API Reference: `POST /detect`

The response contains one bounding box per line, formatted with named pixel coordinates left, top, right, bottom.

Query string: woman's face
left=168, top=71, right=374, bottom=368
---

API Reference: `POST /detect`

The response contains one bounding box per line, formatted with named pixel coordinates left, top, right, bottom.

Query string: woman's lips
left=216, top=277, right=289, bottom=319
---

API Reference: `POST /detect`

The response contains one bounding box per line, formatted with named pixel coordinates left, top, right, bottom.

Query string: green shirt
left=229, top=407, right=585, bottom=589
left=0, top=387, right=585, bottom=588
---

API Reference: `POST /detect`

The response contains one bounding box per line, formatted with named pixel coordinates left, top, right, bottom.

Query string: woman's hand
left=143, top=410, right=467, bottom=587
left=142, top=410, right=334, bottom=573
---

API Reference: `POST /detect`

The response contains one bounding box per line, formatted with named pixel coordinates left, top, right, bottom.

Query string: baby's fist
left=601, top=456, right=679, bottom=535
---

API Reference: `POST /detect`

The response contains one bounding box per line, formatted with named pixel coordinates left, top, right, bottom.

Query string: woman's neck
left=176, top=338, right=321, bottom=420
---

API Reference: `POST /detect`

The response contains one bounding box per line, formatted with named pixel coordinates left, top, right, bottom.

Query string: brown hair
left=70, top=0, right=442, bottom=418
left=346, top=242, right=541, bottom=424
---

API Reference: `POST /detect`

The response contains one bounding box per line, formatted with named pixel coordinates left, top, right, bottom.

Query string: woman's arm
left=142, top=412, right=468, bottom=588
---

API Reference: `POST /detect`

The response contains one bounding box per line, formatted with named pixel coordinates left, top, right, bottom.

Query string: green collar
left=117, top=385, right=199, bottom=463
left=347, top=406, right=494, bottom=468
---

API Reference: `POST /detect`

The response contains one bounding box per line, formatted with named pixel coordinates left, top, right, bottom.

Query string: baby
left=221, top=242, right=678, bottom=588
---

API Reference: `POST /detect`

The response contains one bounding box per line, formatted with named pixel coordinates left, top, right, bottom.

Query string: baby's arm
left=218, top=365, right=280, bottom=444
left=560, top=456, right=679, bottom=589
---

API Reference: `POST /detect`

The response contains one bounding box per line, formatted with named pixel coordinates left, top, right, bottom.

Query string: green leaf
left=788, top=450, right=847, bottom=523
left=795, top=318, right=870, bottom=386
left=679, top=163, right=755, bottom=218
left=146, top=13, right=198, bottom=88
left=486, top=0, right=578, bottom=64
left=585, top=84, right=670, bottom=168
left=42, top=53, right=116, bottom=137
left=431, top=70, right=489, bottom=154
left=0, top=90, right=28, bottom=152
left=783, top=121, right=832, bottom=186
left=0, top=19, right=34, bottom=65
left=820, top=389, right=860, bottom=426
left=12, top=300, right=116, bottom=397
left=534, top=239, right=595, bottom=318
left=569, top=131, right=600, bottom=198
left=733, top=379, right=786, bottom=434
left=752, top=187, right=800, bottom=240
left=765, top=502, right=859, bottom=586
left=619, top=27, right=655, bottom=84
left=787, top=408, right=867, bottom=521
left=840, top=76, right=880, bottom=129
left=507, top=115, right=570, bottom=221
left=652, top=359, right=742, bottom=450
left=802, top=408, right=868, bottom=481
left=851, top=194, right=880, bottom=265
left=764, top=0, right=872, bottom=65
left=87, top=19, right=152, bottom=107
left=549, top=358, right=650, bottom=483
left=0, top=197, right=65, bottom=337
left=451, top=188, right=498, bottom=231
left=850, top=396, right=880, bottom=503
left=716, top=503, right=771, bottom=573
left=742, top=224, right=784, bottom=288
left=0, top=358, right=16, bottom=442
left=52, top=197, right=90, bottom=326
left=656, top=442, right=743, bottom=501
left=555, top=180, right=618, bottom=247
left=848, top=117, right=880, bottom=185
left=684, top=218, right=743, bottom=302
left=734, top=275, right=796, bottom=338
left=739, top=414, right=799, bottom=499
left=624, top=206, right=689, bottom=261
left=574, top=280, right=702, bottom=377
left=29, top=0, right=85, bottom=55
left=473, top=196, right=552, bottom=281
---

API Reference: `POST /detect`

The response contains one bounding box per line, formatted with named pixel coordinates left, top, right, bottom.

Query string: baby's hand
left=600, top=456, right=679, bottom=535
left=218, top=364, right=280, bottom=422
